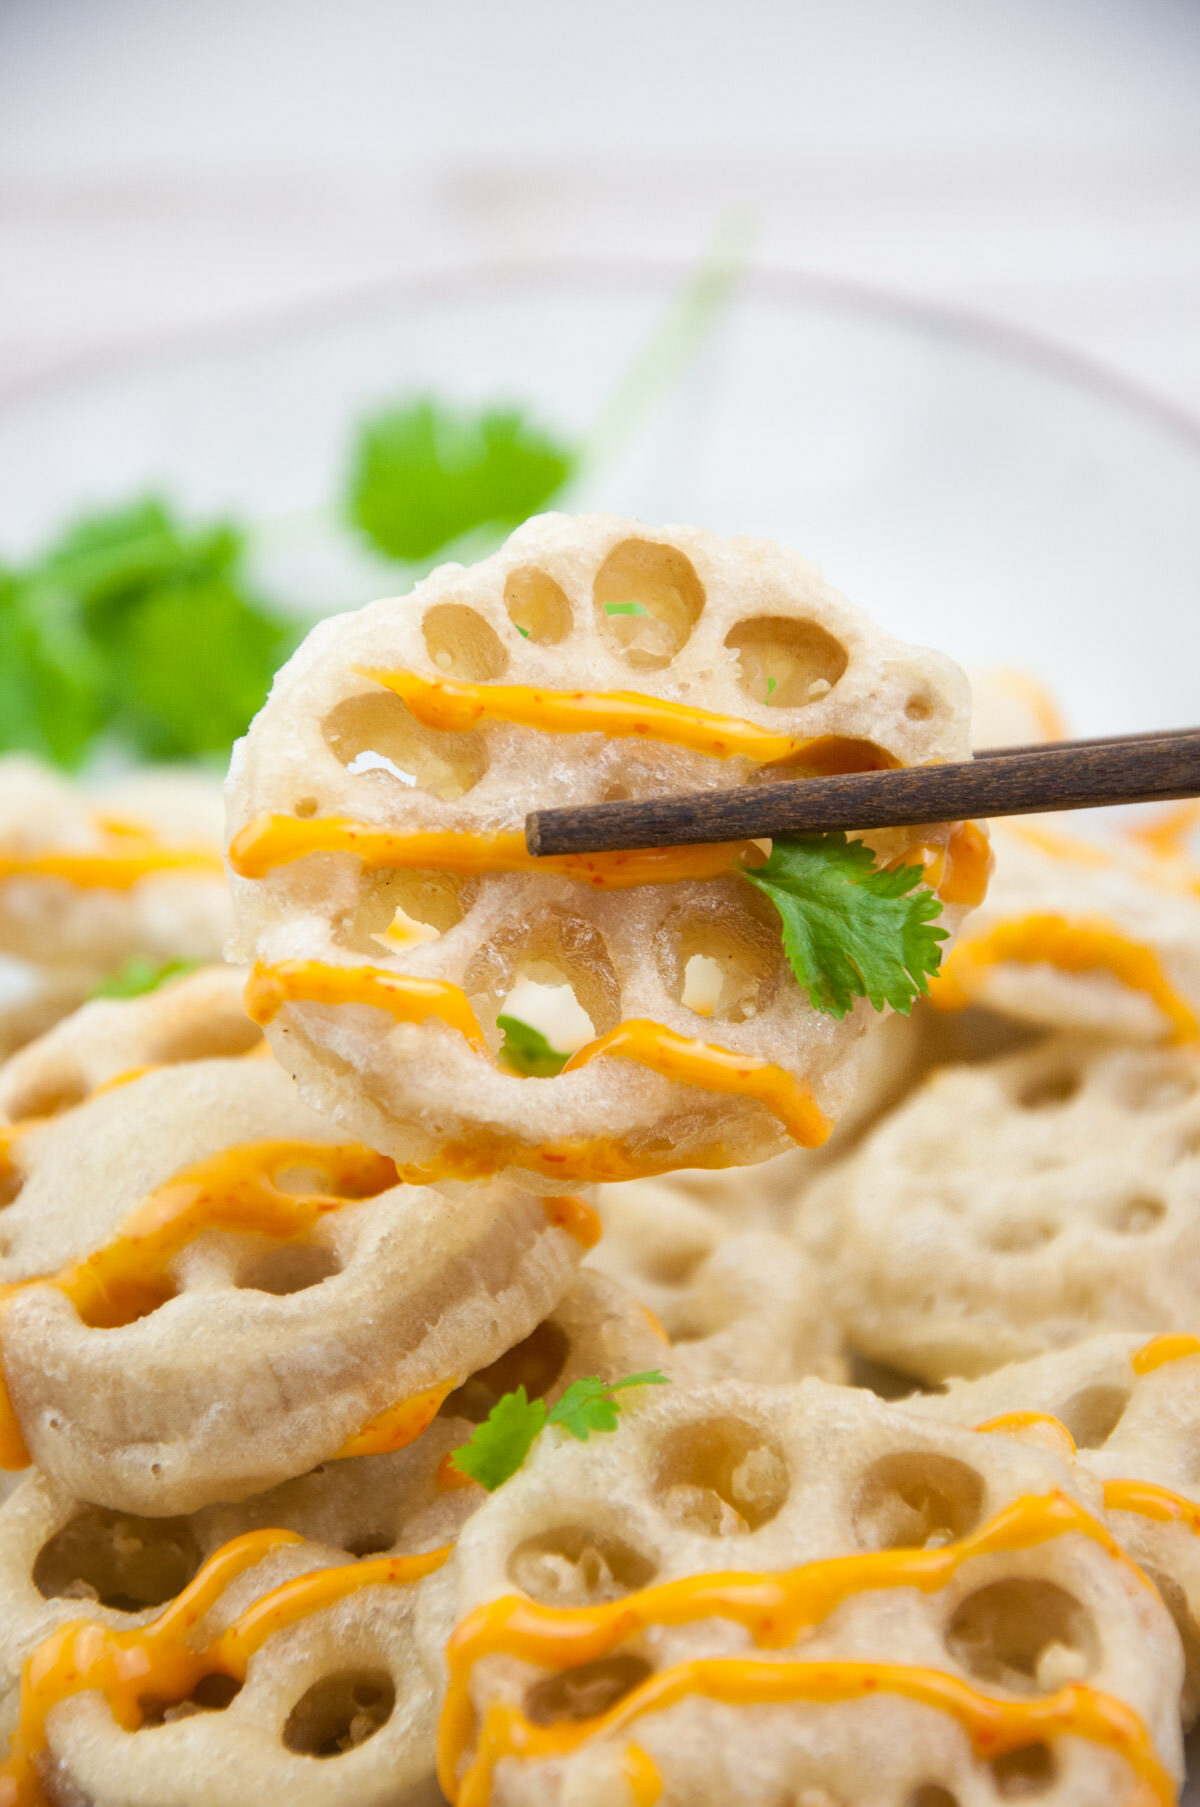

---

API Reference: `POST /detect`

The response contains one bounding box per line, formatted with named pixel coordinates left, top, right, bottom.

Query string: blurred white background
left=2, top=0, right=1199, bottom=412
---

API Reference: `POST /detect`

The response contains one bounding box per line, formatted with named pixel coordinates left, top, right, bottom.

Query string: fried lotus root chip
left=929, top=816, right=1200, bottom=1045
left=919, top=1332, right=1200, bottom=1726
left=0, top=1056, right=590, bottom=1513
left=797, top=1036, right=1200, bottom=1385
left=0, top=755, right=231, bottom=977
left=0, top=1428, right=473, bottom=1806
left=0, top=963, right=261, bottom=1126
left=438, top=1376, right=1183, bottom=1806
left=588, top=1177, right=843, bottom=1385
left=226, top=513, right=975, bottom=1188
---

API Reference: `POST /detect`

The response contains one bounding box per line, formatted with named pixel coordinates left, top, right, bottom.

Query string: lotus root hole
left=851, top=1452, right=985, bottom=1551
left=34, top=1507, right=202, bottom=1611
left=640, top=1236, right=713, bottom=1289
left=905, top=694, right=933, bottom=721
left=441, top=1319, right=569, bottom=1423
left=282, top=1668, right=395, bottom=1757
left=653, top=1415, right=788, bottom=1534
left=1016, top=1068, right=1080, bottom=1111
left=657, top=899, right=782, bottom=1024
left=1107, top=1192, right=1166, bottom=1235
left=1057, top=1385, right=1129, bottom=1451
left=150, top=1015, right=264, bottom=1066
left=990, top=1744, right=1057, bottom=1797
left=1143, top=1566, right=1200, bottom=1722
left=504, top=567, right=573, bottom=644
left=499, top=974, right=596, bottom=1057
left=273, top=1159, right=394, bottom=1202
left=0, top=1167, right=24, bottom=1209
left=293, top=796, right=319, bottom=818
left=421, top=602, right=508, bottom=680
left=945, top=1580, right=1098, bottom=1694
left=907, top=1791, right=960, bottom=1807
left=524, top=1655, right=652, bottom=1727
left=323, top=691, right=488, bottom=801
left=341, top=869, right=468, bottom=956
left=594, top=539, right=705, bottom=670
left=344, top=1532, right=395, bottom=1558
left=723, top=615, right=848, bottom=707
left=237, top=1242, right=342, bottom=1296
left=141, top=1673, right=243, bottom=1727
left=846, top=1353, right=925, bottom=1402
left=508, top=1524, right=657, bottom=1605
left=4, top=1072, right=88, bottom=1121
left=465, top=909, right=622, bottom=1050
left=985, top=1217, right=1060, bottom=1254
left=1118, top=1064, right=1197, bottom=1112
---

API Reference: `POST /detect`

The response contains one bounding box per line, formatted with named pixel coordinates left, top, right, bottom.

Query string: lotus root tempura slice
left=226, top=513, right=978, bottom=1188
left=439, top=1376, right=1182, bottom=1805
left=0, top=1057, right=588, bottom=1513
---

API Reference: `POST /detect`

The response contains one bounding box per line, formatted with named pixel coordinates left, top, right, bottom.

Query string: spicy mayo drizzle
left=562, top=1020, right=831, bottom=1148
left=928, top=913, right=1199, bottom=1043
left=0, top=1530, right=450, bottom=1807
left=0, top=828, right=222, bottom=890
left=1103, top=1478, right=1200, bottom=1536
left=246, top=963, right=831, bottom=1151
left=0, top=1138, right=398, bottom=1469
left=358, top=668, right=898, bottom=771
left=1132, top=1334, right=1200, bottom=1376
left=438, top=1489, right=1155, bottom=1803
left=229, top=813, right=763, bottom=891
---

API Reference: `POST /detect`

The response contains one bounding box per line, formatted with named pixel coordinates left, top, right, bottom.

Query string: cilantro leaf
left=346, top=399, right=575, bottom=562
left=745, top=833, right=948, bottom=1020
left=603, top=601, right=648, bottom=617
left=449, top=1371, right=669, bottom=1491
left=547, top=1371, right=669, bottom=1440
left=89, top=956, right=202, bottom=1001
left=765, top=676, right=777, bottom=700
left=497, top=1014, right=570, bottom=1077
left=0, top=567, right=107, bottom=767
left=449, top=1386, right=547, bottom=1491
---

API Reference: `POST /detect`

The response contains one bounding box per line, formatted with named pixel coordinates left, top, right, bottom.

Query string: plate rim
left=3, top=255, right=1199, bottom=463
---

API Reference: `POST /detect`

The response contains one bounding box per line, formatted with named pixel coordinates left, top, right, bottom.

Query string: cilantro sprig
left=347, top=399, right=574, bottom=563
left=496, top=1014, right=570, bottom=1077
left=450, top=1371, right=668, bottom=1492
left=746, top=833, right=948, bottom=1019
left=89, top=956, right=202, bottom=1001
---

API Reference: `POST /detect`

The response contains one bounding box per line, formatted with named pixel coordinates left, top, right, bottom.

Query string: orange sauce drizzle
left=928, top=913, right=1199, bottom=1043
left=1126, top=802, right=1200, bottom=864
left=246, top=964, right=830, bottom=1156
left=1132, top=1334, right=1200, bottom=1376
left=542, top=1195, right=603, bottom=1250
left=436, top=1450, right=479, bottom=1493
left=621, top=1743, right=663, bottom=1805
left=563, top=1020, right=831, bottom=1148
left=973, top=1412, right=1078, bottom=1462
left=0, top=1529, right=450, bottom=1807
left=0, top=1139, right=397, bottom=1470
left=244, top=959, right=489, bottom=1052
left=229, top=813, right=762, bottom=892
left=1104, top=1478, right=1200, bottom=1536
left=899, top=821, right=993, bottom=908
left=438, top=1489, right=1154, bottom=1802
left=0, top=842, right=222, bottom=891
left=980, top=670, right=1068, bottom=745
left=453, top=1664, right=1168, bottom=1807
left=358, top=668, right=898, bottom=772
left=332, top=1380, right=456, bottom=1460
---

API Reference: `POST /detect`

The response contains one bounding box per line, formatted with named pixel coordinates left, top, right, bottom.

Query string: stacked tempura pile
left=0, top=517, right=1195, bottom=1806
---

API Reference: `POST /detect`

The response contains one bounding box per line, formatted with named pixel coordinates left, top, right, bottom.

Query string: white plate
left=2, top=262, right=1199, bottom=1799
left=2, top=261, right=1199, bottom=736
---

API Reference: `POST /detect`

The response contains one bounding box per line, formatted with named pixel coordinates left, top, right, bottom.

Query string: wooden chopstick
left=525, top=728, right=1200, bottom=857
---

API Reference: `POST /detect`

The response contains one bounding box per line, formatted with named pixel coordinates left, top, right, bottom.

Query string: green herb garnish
left=450, top=1371, right=669, bottom=1491
left=89, top=956, right=202, bottom=1000
left=496, top=1014, right=570, bottom=1076
left=745, top=833, right=947, bottom=1019
left=765, top=676, right=777, bottom=699
left=604, top=601, right=648, bottom=617
left=0, top=499, right=294, bottom=767
left=347, top=399, right=574, bottom=563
